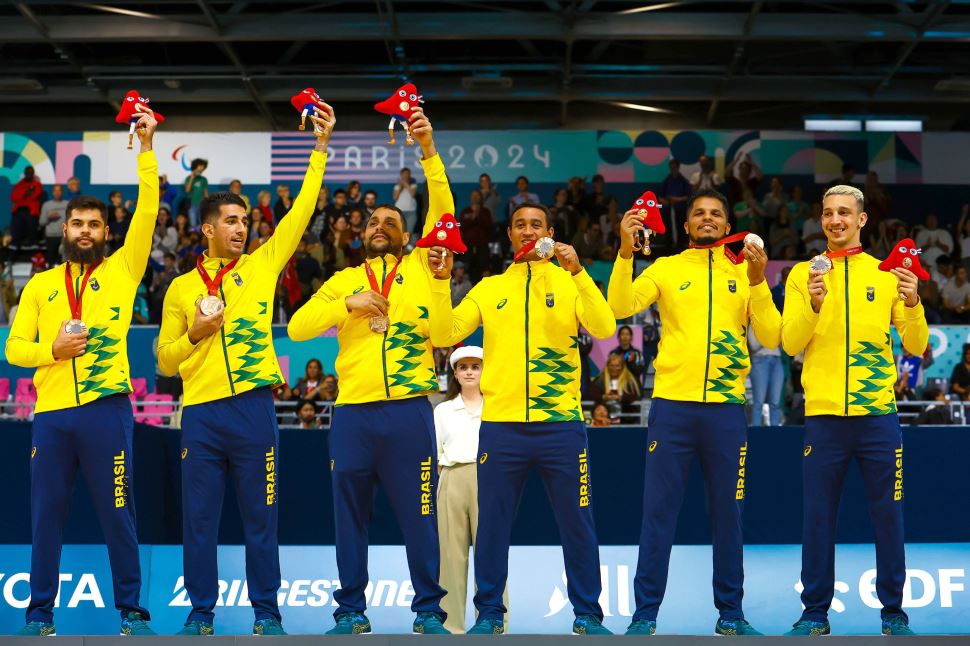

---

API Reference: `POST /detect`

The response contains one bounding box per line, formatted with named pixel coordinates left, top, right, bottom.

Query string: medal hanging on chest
left=196, top=256, right=239, bottom=315
left=364, top=258, right=400, bottom=334
left=64, top=261, right=101, bottom=334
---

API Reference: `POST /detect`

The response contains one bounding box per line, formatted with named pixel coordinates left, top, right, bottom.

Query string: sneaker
left=326, top=612, right=371, bottom=635
left=413, top=612, right=450, bottom=634
left=716, top=619, right=763, bottom=636
left=784, top=619, right=831, bottom=636
left=467, top=617, right=504, bottom=634
left=573, top=615, right=613, bottom=635
left=882, top=617, right=915, bottom=636
left=626, top=620, right=657, bottom=635
left=15, top=621, right=55, bottom=636
left=176, top=621, right=214, bottom=636
left=253, top=618, right=287, bottom=635
left=121, top=612, right=155, bottom=635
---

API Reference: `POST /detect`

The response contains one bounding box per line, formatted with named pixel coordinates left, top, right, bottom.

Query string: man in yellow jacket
left=157, top=106, right=333, bottom=636
left=781, top=185, right=927, bottom=637
left=608, top=188, right=780, bottom=636
left=286, top=107, right=450, bottom=635
left=428, top=203, right=616, bottom=635
left=4, top=105, right=160, bottom=637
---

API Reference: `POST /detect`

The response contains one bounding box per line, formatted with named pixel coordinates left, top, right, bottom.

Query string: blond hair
left=823, top=184, right=864, bottom=211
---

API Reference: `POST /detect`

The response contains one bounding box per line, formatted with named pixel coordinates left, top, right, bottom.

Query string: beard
left=364, top=236, right=402, bottom=259
left=63, top=236, right=107, bottom=264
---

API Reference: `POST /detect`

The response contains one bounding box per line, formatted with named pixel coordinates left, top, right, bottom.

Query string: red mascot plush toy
left=878, top=238, right=930, bottom=281
left=374, top=83, right=424, bottom=145
left=630, top=190, right=665, bottom=255
left=416, top=213, right=466, bottom=272
left=115, top=90, right=164, bottom=150
left=289, top=87, right=327, bottom=131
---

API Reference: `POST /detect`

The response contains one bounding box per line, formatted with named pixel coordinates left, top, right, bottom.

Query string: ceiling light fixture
left=618, top=2, right=684, bottom=15
left=610, top=101, right=675, bottom=114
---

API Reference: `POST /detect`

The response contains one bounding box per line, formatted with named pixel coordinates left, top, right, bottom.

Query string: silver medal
left=744, top=233, right=764, bottom=249
left=809, top=254, right=833, bottom=275
left=535, top=237, right=556, bottom=259
left=200, top=295, right=224, bottom=316
left=64, top=319, right=87, bottom=335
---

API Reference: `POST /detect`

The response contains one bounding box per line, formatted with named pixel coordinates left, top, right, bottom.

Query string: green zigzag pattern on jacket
left=847, top=335, right=897, bottom=416
left=386, top=321, right=437, bottom=393
left=224, top=318, right=278, bottom=388
left=528, top=347, right=581, bottom=422
left=77, top=326, right=128, bottom=397
left=706, top=330, right=747, bottom=404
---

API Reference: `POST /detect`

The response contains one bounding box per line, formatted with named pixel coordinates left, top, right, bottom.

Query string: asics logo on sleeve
left=496, top=299, right=508, bottom=309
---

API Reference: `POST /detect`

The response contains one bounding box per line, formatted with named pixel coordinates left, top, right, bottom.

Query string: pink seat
left=137, top=393, right=174, bottom=426
left=131, top=377, right=148, bottom=401
left=14, top=378, right=37, bottom=420
left=0, top=377, right=10, bottom=401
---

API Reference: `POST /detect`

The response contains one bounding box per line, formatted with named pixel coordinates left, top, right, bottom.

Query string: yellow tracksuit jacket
left=157, top=150, right=326, bottom=406
left=608, top=248, right=781, bottom=404
left=5, top=151, right=159, bottom=413
left=429, top=260, right=616, bottom=423
left=287, top=153, right=453, bottom=405
left=782, top=252, right=929, bottom=416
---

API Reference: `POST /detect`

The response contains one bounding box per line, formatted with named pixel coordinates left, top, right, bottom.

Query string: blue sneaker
left=121, top=611, right=155, bottom=635
left=413, top=612, right=450, bottom=634
left=882, top=617, right=915, bottom=636
left=326, top=612, right=371, bottom=635
left=253, top=618, right=287, bottom=635
left=176, top=621, right=214, bottom=636
left=15, top=621, right=56, bottom=636
left=467, top=617, right=504, bottom=634
left=573, top=615, right=612, bottom=635
left=784, top=619, right=831, bottom=636
left=626, top=620, right=657, bottom=635
left=715, top=619, right=763, bottom=635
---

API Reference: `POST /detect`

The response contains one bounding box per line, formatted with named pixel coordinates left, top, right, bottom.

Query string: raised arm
left=608, top=210, right=660, bottom=318
left=407, top=108, right=452, bottom=239
left=118, top=105, right=160, bottom=280
left=255, top=106, right=334, bottom=273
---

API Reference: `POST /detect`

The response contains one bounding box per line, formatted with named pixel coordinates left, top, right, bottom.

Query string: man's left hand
left=427, top=245, right=452, bottom=280
left=554, top=242, right=583, bottom=275
left=743, top=241, right=768, bottom=286
left=133, top=103, right=158, bottom=152
left=891, top=267, right=920, bottom=307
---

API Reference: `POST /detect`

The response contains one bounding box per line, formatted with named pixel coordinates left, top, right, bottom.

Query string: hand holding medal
left=362, top=259, right=400, bottom=333
left=189, top=256, right=236, bottom=343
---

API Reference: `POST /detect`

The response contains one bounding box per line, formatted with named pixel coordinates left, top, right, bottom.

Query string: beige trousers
left=437, top=462, right=509, bottom=634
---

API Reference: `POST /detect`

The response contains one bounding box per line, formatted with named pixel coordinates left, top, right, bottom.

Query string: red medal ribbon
left=688, top=231, right=749, bottom=249
left=64, top=261, right=101, bottom=320
left=364, top=257, right=400, bottom=299
left=196, top=255, right=240, bottom=297
left=825, top=245, right=863, bottom=258
left=513, top=239, right=539, bottom=263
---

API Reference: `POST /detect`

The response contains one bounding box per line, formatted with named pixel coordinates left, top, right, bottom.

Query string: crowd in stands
left=4, top=150, right=970, bottom=427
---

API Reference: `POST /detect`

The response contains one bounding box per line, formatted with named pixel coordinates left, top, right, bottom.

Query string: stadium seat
left=137, top=393, right=174, bottom=426
left=0, top=378, right=10, bottom=402
left=14, top=379, right=36, bottom=420
left=131, top=377, right=149, bottom=401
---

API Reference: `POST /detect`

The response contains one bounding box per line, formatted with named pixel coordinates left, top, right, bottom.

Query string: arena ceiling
left=1, top=0, right=970, bottom=130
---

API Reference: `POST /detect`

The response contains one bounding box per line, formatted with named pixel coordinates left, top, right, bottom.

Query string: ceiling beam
left=707, top=0, right=762, bottom=124
left=874, top=1, right=950, bottom=95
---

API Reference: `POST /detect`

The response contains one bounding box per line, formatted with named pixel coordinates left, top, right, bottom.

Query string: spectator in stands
left=228, top=179, right=251, bottom=214
left=345, top=180, right=362, bottom=209
left=591, top=354, right=642, bottom=420
left=451, top=261, right=472, bottom=307
left=931, top=256, right=953, bottom=290
left=152, top=336, right=183, bottom=400
left=772, top=266, right=791, bottom=313
left=690, top=153, right=722, bottom=193
left=254, top=190, right=274, bottom=226
left=327, top=188, right=351, bottom=228
left=659, top=159, right=691, bottom=246
left=66, top=176, right=82, bottom=199
left=725, top=153, right=761, bottom=207
left=567, top=176, right=586, bottom=212
left=10, top=165, right=43, bottom=250
left=150, top=205, right=178, bottom=263
left=274, top=183, right=293, bottom=223
left=956, top=203, right=970, bottom=274
left=479, top=173, right=502, bottom=220
left=174, top=211, right=190, bottom=240
left=610, top=325, right=645, bottom=386
left=770, top=206, right=799, bottom=259
left=941, top=265, right=970, bottom=323
left=949, top=344, right=970, bottom=400
left=915, top=388, right=952, bottom=425
left=761, top=177, right=787, bottom=229
left=749, top=324, right=783, bottom=426
left=787, top=185, right=810, bottom=233
left=571, top=217, right=602, bottom=265
left=292, top=358, right=325, bottom=401
left=549, top=188, right=576, bottom=240
left=345, top=208, right=365, bottom=267
left=247, top=219, right=273, bottom=254
left=297, top=400, right=322, bottom=429
left=734, top=188, right=763, bottom=235
left=183, top=158, right=208, bottom=226
left=459, top=189, right=493, bottom=280
left=310, top=185, right=330, bottom=234
left=586, top=174, right=617, bottom=239
left=507, top=175, right=539, bottom=215
left=802, top=202, right=827, bottom=257
left=393, top=167, right=419, bottom=234
left=107, top=205, right=130, bottom=252
left=39, top=184, right=67, bottom=264
left=918, top=277, right=943, bottom=324
left=0, top=261, right=15, bottom=324
left=915, top=213, right=953, bottom=272
left=132, top=284, right=150, bottom=324
left=590, top=402, right=613, bottom=427
left=896, top=350, right=922, bottom=399
left=295, top=236, right=323, bottom=305
left=362, top=190, right=378, bottom=217
left=108, top=190, right=129, bottom=217
left=151, top=252, right=178, bottom=322
left=319, top=374, right=338, bottom=402
left=159, top=174, right=178, bottom=209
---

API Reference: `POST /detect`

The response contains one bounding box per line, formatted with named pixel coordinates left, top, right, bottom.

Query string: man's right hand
left=345, top=290, right=389, bottom=318
left=618, top=209, right=645, bottom=259
left=188, top=300, right=224, bottom=344
left=808, top=270, right=828, bottom=313
left=52, top=321, right=88, bottom=360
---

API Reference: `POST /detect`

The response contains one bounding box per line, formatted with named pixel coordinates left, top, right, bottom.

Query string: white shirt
left=434, top=394, right=482, bottom=467
left=915, top=228, right=953, bottom=271
left=394, top=181, right=418, bottom=212
left=689, top=171, right=722, bottom=192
